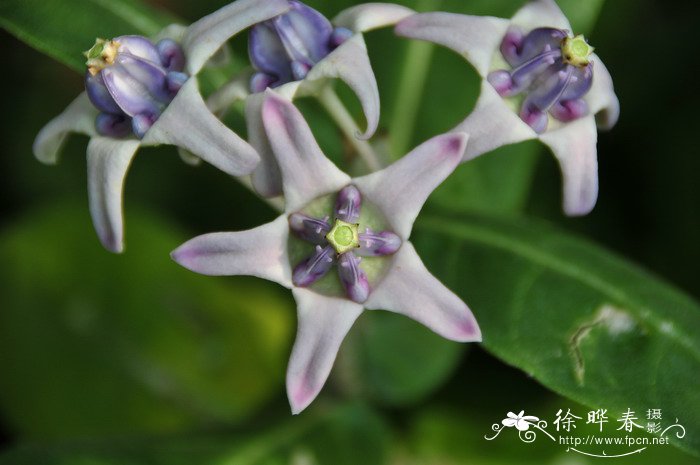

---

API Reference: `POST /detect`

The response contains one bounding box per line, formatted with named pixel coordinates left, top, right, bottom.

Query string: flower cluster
left=34, top=0, right=618, bottom=413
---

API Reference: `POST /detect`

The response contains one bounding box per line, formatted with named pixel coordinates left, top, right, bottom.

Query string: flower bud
left=83, top=36, right=189, bottom=139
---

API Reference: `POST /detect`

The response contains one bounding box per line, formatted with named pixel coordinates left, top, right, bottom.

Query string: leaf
left=335, top=312, right=464, bottom=406
left=413, top=212, right=700, bottom=456
left=0, top=202, right=294, bottom=438
left=0, top=404, right=389, bottom=465
left=0, top=0, right=177, bottom=72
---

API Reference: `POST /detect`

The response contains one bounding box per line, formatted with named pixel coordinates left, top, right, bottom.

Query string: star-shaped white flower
left=33, top=0, right=292, bottom=253
left=171, top=91, right=481, bottom=414
left=396, top=0, right=620, bottom=216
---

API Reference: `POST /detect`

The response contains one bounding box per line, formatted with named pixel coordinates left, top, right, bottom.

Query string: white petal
left=511, top=0, right=571, bottom=32
left=33, top=93, right=98, bottom=165
left=287, top=288, right=363, bottom=414
left=333, top=3, right=415, bottom=33
left=365, top=242, right=481, bottom=342
left=171, top=215, right=292, bottom=287
left=183, top=0, right=290, bottom=75
left=247, top=82, right=301, bottom=198
left=455, top=81, right=536, bottom=161
left=302, top=34, right=379, bottom=140
left=502, top=418, right=518, bottom=427
left=515, top=419, right=531, bottom=431
left=353, top=133, right=467, bottom=239
left=395, top=12, right=510, bottom=77
left=261, top=91, right=351, bottom=212
left=540, top=115, right=599, bottom=216
left=86, top=137, right=140, bottom=253
left=588, top=55, right=620, bottom=130
left=142, top=78, right=259, bottom=176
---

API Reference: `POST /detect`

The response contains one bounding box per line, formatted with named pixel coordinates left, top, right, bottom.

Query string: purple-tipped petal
left=261, top=91, right=350, bottom=211
left=333, top=3, right=415, bottom=33
left=586, top=57, right=620, bottom=130
left=292, top=245, right=336, bottom=287
left=172, top=215, right=292, bottom=286
left=85, top=72, right=122, bottom=114
left=510, top=0, right=572, bottom=32
left=365, top=242, right=481, bottom=342
left=540, top=116, right=599, bottom=216
left=101, top=61, right=162, bottom=117
left=550, top=98, right=588, bottom=122
left=357, top=229, right=401, bottom=256
left=354, top=133, right=467, bottom=239
left=131, top=112, right=157, bottom=139
left=86, top=136, right=140, bottom=253
left=303, top=34, right=379, bottom=140
left=395, top=12, right=510, bottom=77
left=287, top=288, right=362, bottom=414
left=455, top=82, right=536, bottom=161
left=95, top=112, right=131, bottom=138
left=337, top=252, right=370, bottom=303
left=33, top=93, right=99, bottom=165
left=334, top=185, right=362, bottom=223
left=183, top=0, right=290, bottom=75
left=156, top=39, right=186, bottom=71
left=114, top=35, right=161, bottom=64
left=289, top=213, right=331, bottom=244
left=247, top=90, right=285, bottom=197
left=142, top=78, right=260, bottom=176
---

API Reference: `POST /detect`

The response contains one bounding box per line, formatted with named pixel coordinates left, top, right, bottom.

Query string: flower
left=171, top=92, right=481, bottom=414
left=502, top=411, right=540, bottom=431
left=33, top=0, right=292, bottom=253
left=240, top=2, right=416, bottom=198
left=395, top=0, right=619, bottom=216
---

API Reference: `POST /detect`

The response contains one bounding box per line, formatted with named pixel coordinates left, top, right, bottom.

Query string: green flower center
left=561, top=35, right=594, bottom=67
left=326, top=219, right=360, bottom=254
left=84, top=38, right=120, bottom=76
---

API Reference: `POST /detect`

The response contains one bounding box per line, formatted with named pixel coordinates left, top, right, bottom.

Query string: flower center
left=326, top=219, right=360, bottom=254
left=84, top=38, right=120, bottom=76
left=561, top=35, right=593, bottom=67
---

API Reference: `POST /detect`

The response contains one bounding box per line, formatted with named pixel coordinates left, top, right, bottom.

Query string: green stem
left=317, top=86, right=383, bottom=173
left=389, top=0, right=443, bottom=158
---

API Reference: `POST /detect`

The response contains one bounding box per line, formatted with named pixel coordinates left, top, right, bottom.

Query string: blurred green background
left=1, top=0, right=699, bottom=463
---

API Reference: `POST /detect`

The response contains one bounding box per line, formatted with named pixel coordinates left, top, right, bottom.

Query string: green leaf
left=413, top=212, right=700, bottom=456
left=335, top=312, right=464, bottom=406
left=0, top=202, right=294, bottom=438
left=0, top=404, right=389, bottom=465
left=0, top=0, right=177, bottom=72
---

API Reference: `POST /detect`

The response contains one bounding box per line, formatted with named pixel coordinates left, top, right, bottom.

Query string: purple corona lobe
left=84, top=35, right=188, bottom=139
left=488, top=27, right=594, bottom=133
left=248, top=1, right=352, bottom=91
left=289, top=185, right=401, bottom=302
left=338, top=253, right=370, bottom=303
